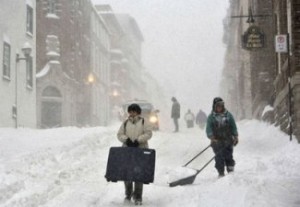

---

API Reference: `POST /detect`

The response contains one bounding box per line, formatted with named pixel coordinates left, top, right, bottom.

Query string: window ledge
left=26, top=32, right=33, bottom=38
left=3, top=75, right=11, bottom=81
left=46, top=13, right=60, bottom=19
left=26, top=84, right=33, bottom=90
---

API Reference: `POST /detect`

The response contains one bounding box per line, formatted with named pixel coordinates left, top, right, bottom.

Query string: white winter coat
left=117, top=115, right=153, bottom=148
left=184, top=113, right=195, bottom=121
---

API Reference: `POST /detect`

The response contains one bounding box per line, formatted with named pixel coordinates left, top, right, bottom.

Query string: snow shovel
left=169, top=155, right=215, bottom=187
left=182, top=144, right=211, bottom=167
left=169, top=144, right=228, bottom=187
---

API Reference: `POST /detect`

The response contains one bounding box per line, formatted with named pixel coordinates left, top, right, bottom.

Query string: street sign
left=275, top=35, right=288, bottom=53
left=242, top=25, right=264, bottom=50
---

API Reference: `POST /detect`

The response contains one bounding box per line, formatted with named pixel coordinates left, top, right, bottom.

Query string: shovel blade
left=169, top=174, right=197, bottom=187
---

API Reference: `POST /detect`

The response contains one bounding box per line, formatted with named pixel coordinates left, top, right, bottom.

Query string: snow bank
left=0, top=120, right=299, bottom=207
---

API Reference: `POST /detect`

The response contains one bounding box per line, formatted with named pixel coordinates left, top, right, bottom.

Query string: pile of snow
left=0, top=120, right=300, bottom=207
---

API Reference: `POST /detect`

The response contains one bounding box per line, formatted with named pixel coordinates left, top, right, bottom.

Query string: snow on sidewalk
left=0, top=120, right=300, bottom=207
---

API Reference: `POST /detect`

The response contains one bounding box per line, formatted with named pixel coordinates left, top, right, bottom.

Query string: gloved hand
left=133, top=140, right=139, bottom=147
left=210, top=137, right=218, bottom=145
left=233, top=136, right=239, bottom=146
left=125, top=138, right=134, bottom=147
left=125, top=138, right=139, bottom=147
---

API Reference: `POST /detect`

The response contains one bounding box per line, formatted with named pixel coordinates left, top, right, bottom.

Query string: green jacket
left=206, top=110, right=238, bottom=141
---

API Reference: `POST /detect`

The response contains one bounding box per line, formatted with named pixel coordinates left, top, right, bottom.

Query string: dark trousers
left=198, top=122, right=205, bottom=129
left=212, top=143, right=235, bottom=174
left=173, top=118, right=179, bottom=131
left=125, top=181, right=143, bottom=199
left=186, top=120, right=194, bottom=128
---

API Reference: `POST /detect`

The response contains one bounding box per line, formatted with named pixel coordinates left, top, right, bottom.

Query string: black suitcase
left=105, top=147, right=156, bottom=184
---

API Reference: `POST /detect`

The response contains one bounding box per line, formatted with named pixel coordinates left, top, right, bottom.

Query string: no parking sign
left=275, top=35, right=288, bottom=53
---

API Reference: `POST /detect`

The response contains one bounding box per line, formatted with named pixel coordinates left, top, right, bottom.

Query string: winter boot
left=218, top=173, right=225, bottom=178
left=134, top=198, right=142, bottom=205
left=133, top=194, right=142, bottom=205
left=218, top=170, right=225, bottom=178
left=124, top=192, right=132, bottom=203
left=124, top=195, right=131, bottom=200
left=227, top=166, right=234, bottom=173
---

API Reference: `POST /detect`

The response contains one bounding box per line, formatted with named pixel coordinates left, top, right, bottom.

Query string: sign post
left=275, top=34, right=293, bottom=141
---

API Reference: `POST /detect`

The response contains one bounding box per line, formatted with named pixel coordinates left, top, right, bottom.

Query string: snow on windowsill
left=36, top=63, right=50, bottom=78
left=3, top=34, right=11, bottom=44
left=262, top=105, right=274, bottom=117
left=47, top=35, right=58, bottom=39
left=26, top=0, right=33, bottom=7
left=110, top=49, right=123, bottom=54
left=46, top=13, right=60, bottom=19
left=46, top=51, right=60, bottom=57
left=121, top=58, right=129, bottom=63
left=49, top=60, right=60, bottom=65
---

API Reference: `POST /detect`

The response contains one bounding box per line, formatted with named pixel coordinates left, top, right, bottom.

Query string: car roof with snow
left=121, top=100, right=154, bottom=111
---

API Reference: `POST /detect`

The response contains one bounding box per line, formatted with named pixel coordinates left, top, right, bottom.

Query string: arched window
left=42, top=86, right=61, bottom=97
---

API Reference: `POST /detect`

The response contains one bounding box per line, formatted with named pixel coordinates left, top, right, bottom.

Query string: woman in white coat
left=117, top=103, right=153, bottom=205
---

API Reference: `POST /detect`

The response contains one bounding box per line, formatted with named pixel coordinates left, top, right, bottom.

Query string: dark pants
left=211, top=142, right=235, bottom=174
left=173, top=118, right=179, bottom=132
left=186, top=120, right=194, bottom=128
left=125, top=181, right=143, bottom=200
left=198, top=122, right=205, bottom=129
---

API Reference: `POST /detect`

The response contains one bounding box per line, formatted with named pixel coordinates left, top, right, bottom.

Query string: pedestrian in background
left=171, top=97, right=180, bottom=132
left=184, top=109, right=195, bottom=128
left=196, top=109, right=207, bottom=129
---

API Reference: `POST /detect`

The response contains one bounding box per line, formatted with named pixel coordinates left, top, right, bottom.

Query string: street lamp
left=112, top=89, right=119, bottom=97
left=86, top=72, right=96, bottom=126
left=16, top=42, right=32, bottom=62
left=87, top=72, right=95, bottom=84
left=15, top=42, right=32, bottom=128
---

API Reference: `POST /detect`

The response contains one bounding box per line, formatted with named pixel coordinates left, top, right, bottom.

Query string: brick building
left=36, top=0, right=92, bottom=128
left=223, top=0, right=300, bottom=142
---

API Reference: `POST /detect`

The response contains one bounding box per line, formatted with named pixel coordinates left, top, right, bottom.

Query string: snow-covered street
left=0, top=120, right=300, bottom=207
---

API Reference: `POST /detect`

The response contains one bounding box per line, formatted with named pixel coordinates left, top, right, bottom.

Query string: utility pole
left=287, top=33, right=293, bottom=141
left=275, top=34, right=293, bottom=141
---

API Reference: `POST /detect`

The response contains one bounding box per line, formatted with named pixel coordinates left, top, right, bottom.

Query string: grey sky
left=92, top=0, right=229, bottom=113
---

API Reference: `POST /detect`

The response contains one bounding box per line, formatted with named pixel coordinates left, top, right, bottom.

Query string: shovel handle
left=194, top=145, right=226, bottom=175
left=195, top=155, right=215, bottom=176
left=183, top=144, right=211, bottom=167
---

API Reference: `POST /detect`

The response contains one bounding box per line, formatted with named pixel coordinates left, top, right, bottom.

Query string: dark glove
left=125, top=138, right=139, bottom=147
left=125, top=138, right=134, bottom=147
left=132, top=140, right=139, bottom=147
left=210, top=137, right=218, bottom=145
left=233, top=136, right=239, bottom=146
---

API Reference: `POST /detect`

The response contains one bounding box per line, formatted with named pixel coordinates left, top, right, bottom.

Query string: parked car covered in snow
left=120, top=100, right=160, bottom=130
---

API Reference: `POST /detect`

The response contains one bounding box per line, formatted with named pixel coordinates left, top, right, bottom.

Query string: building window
left=12, top=105, right=17, bottom=118
left=48, top=0, right=56, bottom=14
left=26, top=56, right=33, bottom=87
left=3, top=42, right=10, bottom=79
left=26, top=5, right=33, bottom=35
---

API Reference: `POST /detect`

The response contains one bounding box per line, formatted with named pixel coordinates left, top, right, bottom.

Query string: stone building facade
left=89, top=5, right=111, bottom=126
left=221, top=0, right=253, bottom=120
left=98, top=7, right=146, bottom=105
left=0, top=0, right=37, bottom=128
left=223, top=0, right=300, bottom=142
left=36, top=0, right=93, bottom=128
left=115, top=14, right=146, bottom=100
left=96, top=5, right=129, bottom=118
left=0, top=1, right=159, bottom=128
left=272, top=0, right=300, bottom=141
left=37, top=1, right=112, bottom=128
